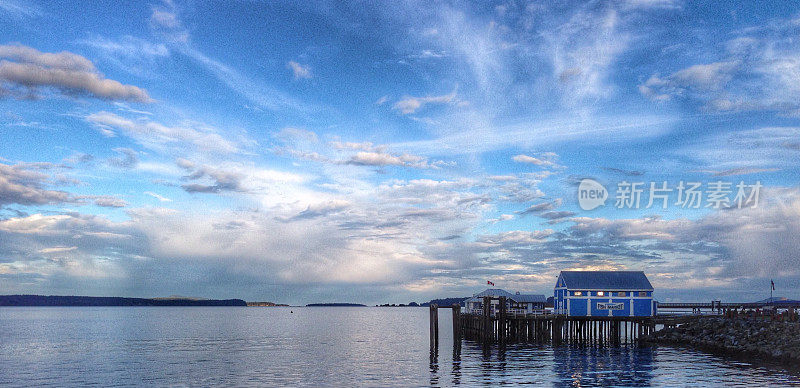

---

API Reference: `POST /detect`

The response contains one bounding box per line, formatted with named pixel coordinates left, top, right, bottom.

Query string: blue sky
left=1, top=0, right=799, bottom=304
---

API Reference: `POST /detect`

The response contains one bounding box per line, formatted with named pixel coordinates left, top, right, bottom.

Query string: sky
left=1, top=0, right=799, bottom=305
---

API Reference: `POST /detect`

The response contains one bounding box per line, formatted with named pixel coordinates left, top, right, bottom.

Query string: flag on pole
left=771, top=279, right=775, bottom=291
left=487, top=280, right=495, bottom=286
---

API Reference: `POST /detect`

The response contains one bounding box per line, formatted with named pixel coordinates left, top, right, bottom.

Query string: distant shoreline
left=0, top=295, right=247, bottom=307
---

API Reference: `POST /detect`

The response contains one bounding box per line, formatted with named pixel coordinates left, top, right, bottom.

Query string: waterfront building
left=554, top=271, right=656, bottom=317
left=464, top=288, right=546, bottom=315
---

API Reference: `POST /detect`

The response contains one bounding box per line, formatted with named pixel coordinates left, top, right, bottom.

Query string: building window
left=617, top=292, right=626, bottom=297
left=574, top=291, right=582, bottom=296
left=597, top=291, right=604, bottom=296
left=638, top=291, right=647, bottom=297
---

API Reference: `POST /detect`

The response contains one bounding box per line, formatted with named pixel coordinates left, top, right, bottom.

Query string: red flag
left=487, top=280, right=495, bottom=286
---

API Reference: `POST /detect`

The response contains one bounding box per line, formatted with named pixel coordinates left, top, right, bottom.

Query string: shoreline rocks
left=643, top=317, right=800, bottom=366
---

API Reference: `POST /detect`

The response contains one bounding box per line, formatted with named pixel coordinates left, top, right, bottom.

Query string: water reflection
left=1, top=308, right=798, bottom=387
left=451, top=338, right=462, bottom=385
left=429, top=347, right=439, bottom=386
left=552, top=346, right=654, bottom=387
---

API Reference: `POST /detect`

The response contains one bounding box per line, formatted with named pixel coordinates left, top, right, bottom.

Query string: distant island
left=377, top=302, right=420, bottom=307
left=421, top=297, right=469, bottom=307
left=247, top=301, right=290, bottom=307
left=0, top=295, right=247, bottom=307
left=306, top=303, right=366, bottom=307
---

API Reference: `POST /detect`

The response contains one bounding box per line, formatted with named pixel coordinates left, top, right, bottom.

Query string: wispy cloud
left=287, top=60, right=311, bottom=79
left=393, top=90, right=457, bottom=114
left=640, top=17, right=800, bottom=116
left=86, top=112, right=240, bottom=154
left=106, top=147, right=139, bottom=169
left=512, top=153, right=560, bottom=168
left=144, top=191, right=172, bottom=202
left=0, top=0, right=42, bottom=19
left=147, top=1, right=311, bottom=113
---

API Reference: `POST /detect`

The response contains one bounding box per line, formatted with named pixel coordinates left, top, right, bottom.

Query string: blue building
left=554, top=271, right=656, bottom=317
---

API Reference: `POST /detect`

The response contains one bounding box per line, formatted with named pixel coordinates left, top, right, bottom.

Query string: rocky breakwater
left=643, top=317, right=800, bottom=365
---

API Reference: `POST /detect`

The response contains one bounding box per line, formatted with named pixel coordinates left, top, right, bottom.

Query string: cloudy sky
left=1, top=0, right=799, bottom=304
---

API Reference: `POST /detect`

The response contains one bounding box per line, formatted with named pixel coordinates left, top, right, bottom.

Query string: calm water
left=0, top=307, right=798, bottom=387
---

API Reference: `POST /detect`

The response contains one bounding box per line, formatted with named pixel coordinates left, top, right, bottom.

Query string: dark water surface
left=0, top=307, right=798, bottom=387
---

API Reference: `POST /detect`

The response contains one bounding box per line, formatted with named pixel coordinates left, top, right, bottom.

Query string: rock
left=647, top=317, right=800, bottom=366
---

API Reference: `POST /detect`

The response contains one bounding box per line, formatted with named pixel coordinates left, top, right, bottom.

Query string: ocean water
left=0, top=307, right=798, bottom=387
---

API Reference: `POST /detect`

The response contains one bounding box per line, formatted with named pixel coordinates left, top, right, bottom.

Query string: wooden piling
left=482, top=296, right=491, bottom=342
left=498, top=296, right=507, bottom=344
left=452, top=303, right=461, bottom=341
left=429, top=304, right=439, bottom=351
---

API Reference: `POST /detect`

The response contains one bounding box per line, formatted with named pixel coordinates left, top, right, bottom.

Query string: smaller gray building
left=464, top=288, right=546, bottom=315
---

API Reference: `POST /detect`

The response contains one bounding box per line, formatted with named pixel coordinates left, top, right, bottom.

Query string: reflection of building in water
left=552, top=346, right=655, bottom=386
left=554, top=271, right=656, bottom=317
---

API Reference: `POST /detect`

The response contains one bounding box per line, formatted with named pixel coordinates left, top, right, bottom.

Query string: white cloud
left=287, top=60, right=311, bottom=79
left=144, top=191, right=172, bottom=202
left=145, top=1, right=312, bottom=113
left=393, top=90, right=457, bottom=114
left=174, top=159, right=307, bottom=201
left=543, top=5, right=629, bottom=105
left=0, top=163, right=71, bottom=206
left=275, top=130, right=452, bottom=170
left=275, top=127, right=318, bottom=143
left=0, top=44, right=152, bottom=102
left=106, top=147, right=139, bottom=169
left=679, top=126, right=800, bottom=171
left=671, top=61, right=738, bottom=90
left=93, top=196, right=127, bottom=208
left=621, top=0, right=682, bottom=10
left=329, top=140, right=385, bottom=152
left=477, top=230, right=554, bottom=246
left=640, top=17, right=800, bottom=115
left=0, top=44, right=94, bottom=71
left=512, top=153, right=559, bottom=167
left=0, top=0, right=42, bottom=18
left=77, top=36, right=169, bottom=59
left=86, top=112, right=240, bottom=154
left=395, top=114, right=675, bottom=156
left=76, top=35, right=169, bottom=76
left=38, top=246, right=78, bottom=254
left=149, top=0, right=188, bottom=43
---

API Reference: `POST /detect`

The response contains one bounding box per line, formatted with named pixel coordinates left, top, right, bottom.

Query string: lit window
left=574, top=291, right=582, bottom=296
left=597, top=291, right=604, bottom=296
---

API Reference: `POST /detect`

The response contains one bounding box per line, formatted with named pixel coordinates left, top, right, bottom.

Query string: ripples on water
left=0, top=307, right=798, bottom=387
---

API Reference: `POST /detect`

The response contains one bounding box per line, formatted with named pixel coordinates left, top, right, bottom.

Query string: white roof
left=465, top=288, right=546, bottom=304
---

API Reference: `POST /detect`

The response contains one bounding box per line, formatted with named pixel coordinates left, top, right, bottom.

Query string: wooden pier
left=430, top=296, right=658, bottom=349
left=427, top=295, right=799, bottom=351
left=458, top=312, right=655, bottom=345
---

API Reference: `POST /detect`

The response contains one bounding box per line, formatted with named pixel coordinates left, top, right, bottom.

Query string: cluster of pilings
left=549, top=317, right=655, bottom=346
left=430, top=296, right=657, bottom=349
